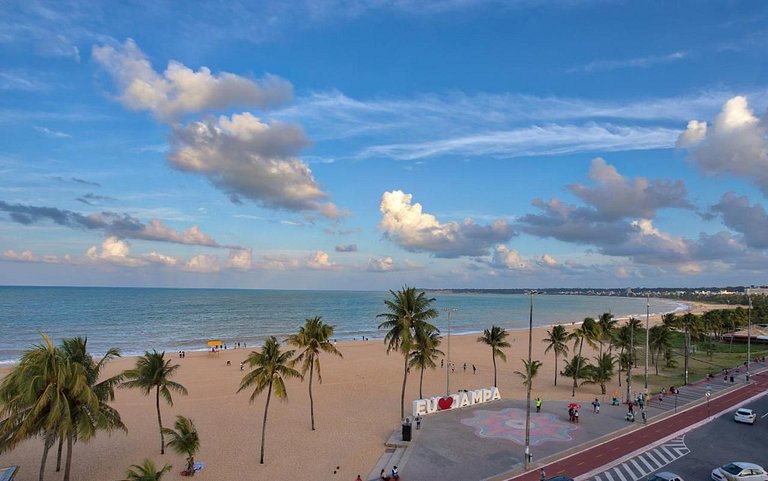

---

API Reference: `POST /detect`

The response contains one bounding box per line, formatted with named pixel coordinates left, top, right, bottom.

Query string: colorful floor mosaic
left=460, top=407, right=577, bottom=445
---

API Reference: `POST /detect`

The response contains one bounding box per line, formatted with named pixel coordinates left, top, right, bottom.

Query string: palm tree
left=562, top=355, right=591, bottom=388
left=514, top=359, right=543, bottom=389
left=56, top=337, right=125, bottom=481
left=122, top=351, right=187, bottom=455
left=409, top=325, right=444, bottom=399
left=648, top=324, right=672, bottom=374
left=377, top=286, right=439, bottom=419
left=161, top=415, right=199, bottom=476
left=287, top=316, right=343, bottom=431
left=121, top=459, right=172, bottom=481
left=477, top=326, right=510, bottom=387
left=597, top=312, right=617, bottom=356
left=237, top=336, right=302, bottom=464
left=567, top=318, right=599, bottom=396
left=542, top=325, right=569, bottom=386
left=583, top=353, right=615, bottom=394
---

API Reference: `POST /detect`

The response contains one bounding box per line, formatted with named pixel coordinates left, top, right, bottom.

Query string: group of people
left=439, top=359, right=477, bottom=374
left=567, top=407, right=579, bottom=423
left=378, top=466, right=399, bottom=480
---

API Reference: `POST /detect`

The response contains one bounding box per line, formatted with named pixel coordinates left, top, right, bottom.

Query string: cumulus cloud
left=92, top=39, right=292, bottom=120
left=142, top=251, right=180, bottom=267
left=0, top=200, right=228, bottom=248
left=184, top=254, right=220, bottom=273
left=305, top=250, right=337, bottom=270
left=227, top=249, right=253, bottom=270
left=167, top=113, right=339, bottom=217
left=367, top=256, right=396, bottom=272
left=335, top=244, right=358, bottom=252
left=378, top=190, right=515, bottom=258
left=678, top=96, right=768, bottom=194
left=488, top=245, right=531, bottom=271
left=711, top=192, right=768, bottom=249
left=567, top=157, right=691, bottom=220
left=86, top=237, right=145, bottom=267
left=3, top=249, right=73, bottom=264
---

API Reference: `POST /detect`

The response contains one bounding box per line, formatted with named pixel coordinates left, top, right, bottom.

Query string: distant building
left=747, top=287, right=768, bottom=295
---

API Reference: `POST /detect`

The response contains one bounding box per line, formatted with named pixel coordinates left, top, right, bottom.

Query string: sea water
left=0, top=286, right=686, bottom=363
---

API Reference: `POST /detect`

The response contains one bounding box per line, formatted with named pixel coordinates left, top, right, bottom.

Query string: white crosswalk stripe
left=586, top=436, right=690, bottom=481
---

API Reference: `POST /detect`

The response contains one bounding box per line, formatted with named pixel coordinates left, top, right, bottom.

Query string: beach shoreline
left=0, top=301, right=731, bottom=481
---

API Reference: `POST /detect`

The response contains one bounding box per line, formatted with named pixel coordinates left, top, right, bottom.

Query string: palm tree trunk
left=655, top=349, right=660, bottom=375
left=63, top=431, right=74, bottom=481
left=187, top=456, right=195, bottom=476
left=419, top=366, right=425, bottom=399
left=572, top=338, right=584, bottom=397
left=400, top=354, right=408, bottom=420
left=553, top=354, right=558, bottom=386
left=308, top=361, right=315, bottom=431
left=492, top=352, right=498, bottom=387
left=260, top=381, right=274, bottom=464
left=55, top=434, right=64, bottom=472
left=39, top=434, right=54, bottom=481
left=156, top=386, right=165, bottom=454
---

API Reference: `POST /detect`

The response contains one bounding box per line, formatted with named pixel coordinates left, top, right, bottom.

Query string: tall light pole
left=747, top=289, right=752, bottom=383
left=644, top=295, right=650, bottom=393
left=444, top=308, right=457, bottom=396
left=626, top=318, right=634, bottom=404
left=524, top=290, right=538, bottom=470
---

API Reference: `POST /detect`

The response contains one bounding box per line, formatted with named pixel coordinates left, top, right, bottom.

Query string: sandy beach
left=0, top=301, right=727, bottom=481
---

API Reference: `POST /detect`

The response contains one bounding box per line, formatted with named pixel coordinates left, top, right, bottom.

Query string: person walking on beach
left=472, top=364, right=476, bottom=374
left=415, top=415, right=421, bottom=430
left=535, top=397, right=542, bottom=413
left=463, top=362, right=467, bottom=372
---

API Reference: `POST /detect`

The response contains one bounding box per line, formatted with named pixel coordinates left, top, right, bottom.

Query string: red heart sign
left=438, top=396, right=453, bottom=410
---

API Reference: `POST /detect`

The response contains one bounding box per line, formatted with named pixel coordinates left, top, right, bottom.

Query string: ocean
left=0, top=286, right=687, bottom=363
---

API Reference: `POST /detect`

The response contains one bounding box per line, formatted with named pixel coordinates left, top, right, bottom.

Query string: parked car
left=647, top=472, right=684, bottom=481
left=711, top=462, right=768, bottom=481
left=734, top=408, right=757, bottom=424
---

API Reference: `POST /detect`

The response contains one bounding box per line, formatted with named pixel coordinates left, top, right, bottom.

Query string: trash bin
left=402, top=422, right=412, bottom=441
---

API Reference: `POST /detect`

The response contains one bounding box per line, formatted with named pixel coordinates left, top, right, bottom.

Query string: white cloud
left=86, top=237, right=145, bottom=267
left=34, top=126, right=71, bottom=138
left=305, top=250, right=337, bottom=270
left=489, top=245, right=531, bottom=271
left=675, top=120, right=707, bottom=148
left=184, top=254, right=220, bottom=272
left=711, top=192, right=768, bottom=249
left=168, top=113, right=339, bottom=217
left=92, top=39, right=292, bottom=120
left=335, top=244, right=358, bottom=252
left=227, top=249, right=253, bottom=270
left=379, top=190, right=515, bottom=258
left=2, top=249, right=73, bottom=264
left=142, top=252, right=180, bottom=267
left=678, top=96, right=768, bottom=194
left=574, top=51, right=688, bottom=73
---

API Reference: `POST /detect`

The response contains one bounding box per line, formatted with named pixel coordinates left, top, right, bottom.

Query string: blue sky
left=1, top=0, right=768, bottom=289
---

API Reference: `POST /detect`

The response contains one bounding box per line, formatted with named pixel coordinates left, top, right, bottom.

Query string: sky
left=1, top=0, right=767, bottom=290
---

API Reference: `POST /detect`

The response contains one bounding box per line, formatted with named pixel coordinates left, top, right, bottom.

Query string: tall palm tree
left=542, top=325, right=569, bottom=386
left=562, top=355, right=591, bottom=388
left=237, top=336, right=302, bottom=464
left=0, top=333, right=97, bottom=481
left=57, top=337, right=125, bottom=481
left=597, top=312, right=617, bottom=356
left=514, top=359, right=543, bottom=389
left=121, top=459, right=172, bottom=481
left=287, top=316, right=343, bottom=431
left=122, top=351, right=187, bottom=455
left=409, top=325, right=444, bottom=399
left=161, top=415, right=199, bottom=476
left=567, top=318, right=599, bottom=396
left=477, top=326, right=510, bottom=387
left=648, top=324, right=672, bottom=374
left=377, top=286, right=439, bottom=419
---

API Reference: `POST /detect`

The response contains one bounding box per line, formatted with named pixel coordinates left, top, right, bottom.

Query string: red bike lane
left=506, top=371, right=768, bottom=481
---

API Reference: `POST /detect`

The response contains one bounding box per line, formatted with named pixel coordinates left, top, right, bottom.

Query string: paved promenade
left=369, top=361, right=768, bottom=481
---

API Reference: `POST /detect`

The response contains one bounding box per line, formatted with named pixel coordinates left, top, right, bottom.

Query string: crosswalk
left=587, top=436, right=690, bottom=481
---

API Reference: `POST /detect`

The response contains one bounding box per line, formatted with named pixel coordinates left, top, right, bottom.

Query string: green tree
left=122, top=351, right=187, bottom=455
left=567, top=318, right=599, bottom=396
left=161, top=415, right=199, bottom=476
left=377, top=286, right=439, bottom=419
left=583, top=353, right=615, bottom=394
left=477, top=326, right=511, bottom=388
left=648, top=324, right=673, bottom=375
left=542, top=325, right=569, bottom=386
left=562, top=354, right=591, bottom=386
left=514, top=359, right=543, bottom=389
left=597, top=312, right=617, bottom=356
left=287, top=316, right=343, bottom=431
left=409, top=324, right=444, bottom=399
left=57, top=337, right=125, bottom=481
left=121, top=459, right=172, bottom=481
left=0, top=333, right=97, bottom=481
left=237, top=336, right=302, bottom=464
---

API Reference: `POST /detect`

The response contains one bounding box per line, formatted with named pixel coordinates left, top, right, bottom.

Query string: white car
left=734, top=408, right=757, bottom=424
left=647, top=472, right=684, bottom=481
left=711, top=463, right=768, bottom=481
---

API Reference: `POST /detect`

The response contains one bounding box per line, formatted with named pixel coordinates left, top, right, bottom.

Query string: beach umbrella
left=207, top=340, right=223, bottom=347
left=567, top=403, right=581, bottom=409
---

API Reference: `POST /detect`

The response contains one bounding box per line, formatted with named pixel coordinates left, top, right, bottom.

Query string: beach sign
left=412, top=387, right=501, bottom=416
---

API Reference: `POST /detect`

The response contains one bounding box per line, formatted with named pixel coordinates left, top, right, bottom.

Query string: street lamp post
left=444, top=308, right=457, bottom=396
left=626, top=319, right=634, bottom=404
left=524, top=290, right=538, bottom=470
left=747, top=289, right=752, bottom=383
left=645, top=296, right=649, bottom=394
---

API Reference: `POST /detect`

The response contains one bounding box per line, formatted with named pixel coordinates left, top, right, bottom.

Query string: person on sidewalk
left=540, top=468, right=547, bottom=481
left=592, top=398, right=600, bottom=413
left=536, top=397, right=542, bottom=413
